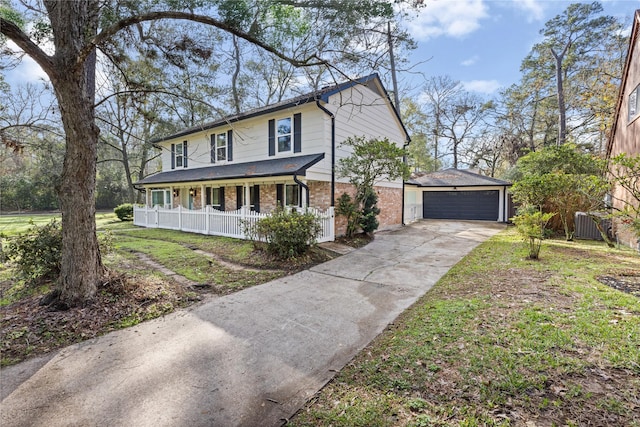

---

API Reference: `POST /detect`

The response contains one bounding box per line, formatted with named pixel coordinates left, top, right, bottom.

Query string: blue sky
left=401, top=0, right=640, bottom=96
left=5, top=1, right=640, bottom=98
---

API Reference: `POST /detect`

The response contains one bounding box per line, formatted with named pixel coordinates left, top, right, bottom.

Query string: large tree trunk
left=56, top=76, right=104, bottom=306
left=551, top=46, right=568, bottom=146
left=46, top=0, right=104, bottom=307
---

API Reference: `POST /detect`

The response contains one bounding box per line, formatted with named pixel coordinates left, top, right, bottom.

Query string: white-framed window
left=277, top=117, right=292, bottom=153
left=175, top=143, right=184, bottom=167
left=285, top=184, right=300, bottom=207
left=629, top=84, right=639, bottom=122
left=172, top=141, right=187, bottom=169
left=151, top=189, right=171, bottom=208
left=211, top=133, right=227, bottom=163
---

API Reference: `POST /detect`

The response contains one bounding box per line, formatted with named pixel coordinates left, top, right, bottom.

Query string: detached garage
left=404, top=169, right=511, bottom=223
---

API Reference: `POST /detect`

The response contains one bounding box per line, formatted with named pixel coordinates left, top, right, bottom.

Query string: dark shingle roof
left=151, top=73, right=400, bottom=143
left=135, top=153, right=324, bottom=186
left=407, top=168, right=511, bottom=187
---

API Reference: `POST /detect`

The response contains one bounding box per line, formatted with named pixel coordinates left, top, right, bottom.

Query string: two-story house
left=135, top=74, right=410, bottom=237
left=607, top=9, right=640, bottom=249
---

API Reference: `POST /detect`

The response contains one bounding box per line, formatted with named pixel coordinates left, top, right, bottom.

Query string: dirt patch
left=598, top=271, right=640, bottom=298
left=0, top=271, right=198, bottom=366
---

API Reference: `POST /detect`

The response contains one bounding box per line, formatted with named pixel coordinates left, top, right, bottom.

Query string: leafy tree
left=337, top=136, right=409, bottom=235
left=0, top=0, right=402, bottom=307
left=518, top=2, right=624, bottom=148
left=338, top=136, right=410, bottom=190
left=510, top=144, right=607, bottom=241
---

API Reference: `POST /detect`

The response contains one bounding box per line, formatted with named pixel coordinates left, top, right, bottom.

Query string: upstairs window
left=268, top=113, right=301, bottom=156
left=210, top=130, right=233, bottom=163
left=171, top=141, right=187, bottom=169
left=277, top=117, right=292, bottom=153
left=629, top=84, right=639, bottom=123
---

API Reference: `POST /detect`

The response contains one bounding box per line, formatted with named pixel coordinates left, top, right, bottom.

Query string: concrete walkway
left=0, top=220, right=505, bottom=427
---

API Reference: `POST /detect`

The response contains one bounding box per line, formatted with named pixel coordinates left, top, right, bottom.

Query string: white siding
left=311, top=81, right=407, bottom=187
left=157, top=104, right=329, bottom=173
left=154, top=78, right=408, bottom=191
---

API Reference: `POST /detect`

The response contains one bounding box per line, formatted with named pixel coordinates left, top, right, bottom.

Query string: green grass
left=291, top=229, right=640, bottom=426
left=0, top=212, right=128, bottom=237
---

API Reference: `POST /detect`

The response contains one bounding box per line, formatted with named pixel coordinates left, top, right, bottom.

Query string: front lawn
left=291, top=229, right=640, bottom=426
left=0, top=214, right=337, bottom=366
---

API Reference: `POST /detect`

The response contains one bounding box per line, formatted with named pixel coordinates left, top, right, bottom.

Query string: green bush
left=5, top=219, right=62, bottom=283
left=335, top=193, right=360, bottom=238
left=511, top=207, right=556, bottom=259
left=250, top=207, right=322, bottom=259
left=358, top=186, right=380, bottom=234
left=114, top=203, right=134, bottom=221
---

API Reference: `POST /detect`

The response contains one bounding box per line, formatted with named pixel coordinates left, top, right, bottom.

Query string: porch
left=133, top=205, right=335, bottom=243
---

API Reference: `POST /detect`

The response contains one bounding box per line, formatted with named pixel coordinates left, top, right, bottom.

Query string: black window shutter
left=219, top=187, right=225, bottom=211
left=236, top=186, right=243, bottom=209
left=293, top=113, right=302, bottom=153
left=205, top=187, right=211, bottom=205
left=183, top=141, right=188, bottom=168
left=171, top=143, right=175, bottom=169
left=268, top=119, right=275, bottom=156
left=253, top=185, right=260, bottom=213
left=210, top=135, right=215, bottom=163
left=227, top=130, right=233, bottom=161
left=276, top=184, right=284, bottom=208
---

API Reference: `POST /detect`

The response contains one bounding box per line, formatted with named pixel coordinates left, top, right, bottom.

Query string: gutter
left=293, top=172, right=309, bottom=208
left=316, top=100, right=336, bottom=206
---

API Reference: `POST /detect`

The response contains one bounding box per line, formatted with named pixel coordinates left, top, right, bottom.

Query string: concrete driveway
left=0, top=220, right=505, bottom=427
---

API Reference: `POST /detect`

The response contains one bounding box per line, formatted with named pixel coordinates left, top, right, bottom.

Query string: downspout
left=316, top=100, right=336, bottom=206
left=293, top=172, right=309, bottom=208
left=402, top=139, right=410, bottom=225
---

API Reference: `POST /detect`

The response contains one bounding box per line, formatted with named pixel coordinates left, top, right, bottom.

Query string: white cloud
left=462, top=79, right=501, bottom=94
left=402, top=0, right=489, bottom=41
left=461, top=55, right=479, bottom=66
left=509, top=0, right=546, bottom=22
left=5, top=40, right=50, bottom=84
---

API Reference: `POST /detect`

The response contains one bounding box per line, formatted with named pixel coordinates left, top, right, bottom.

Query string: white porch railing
left=133, top=205, right=335, bottom=243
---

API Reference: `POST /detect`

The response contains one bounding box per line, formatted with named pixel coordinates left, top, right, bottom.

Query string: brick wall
left=312, top=181, right=402, bottom=236
left=260, top=184, right=278, bottom=212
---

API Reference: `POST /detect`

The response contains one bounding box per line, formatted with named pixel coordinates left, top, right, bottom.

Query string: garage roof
left=407, top=168, right=511, bottom=187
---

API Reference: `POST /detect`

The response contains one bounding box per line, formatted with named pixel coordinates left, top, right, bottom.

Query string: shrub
left=5, top=219, right=62, bottom=283
left=335, top=193, right=360, bottom=238
left=358, top=186, right=380, bottom=234
left=114, top=203, right=134, bottom=221
left=251, top=207, right=322, bottom=259
left=511, top=207, right=556, bottom=259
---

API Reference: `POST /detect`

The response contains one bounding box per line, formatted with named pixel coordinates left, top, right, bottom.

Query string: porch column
left=244, top=183, right=251, bottom=211
left=200, top=184, right=206, bottom=209
left=146, top=187, right=150, bottom=207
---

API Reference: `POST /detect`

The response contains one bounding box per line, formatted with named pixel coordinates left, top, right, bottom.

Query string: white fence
left=133, top=205, right=335, bottom=243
